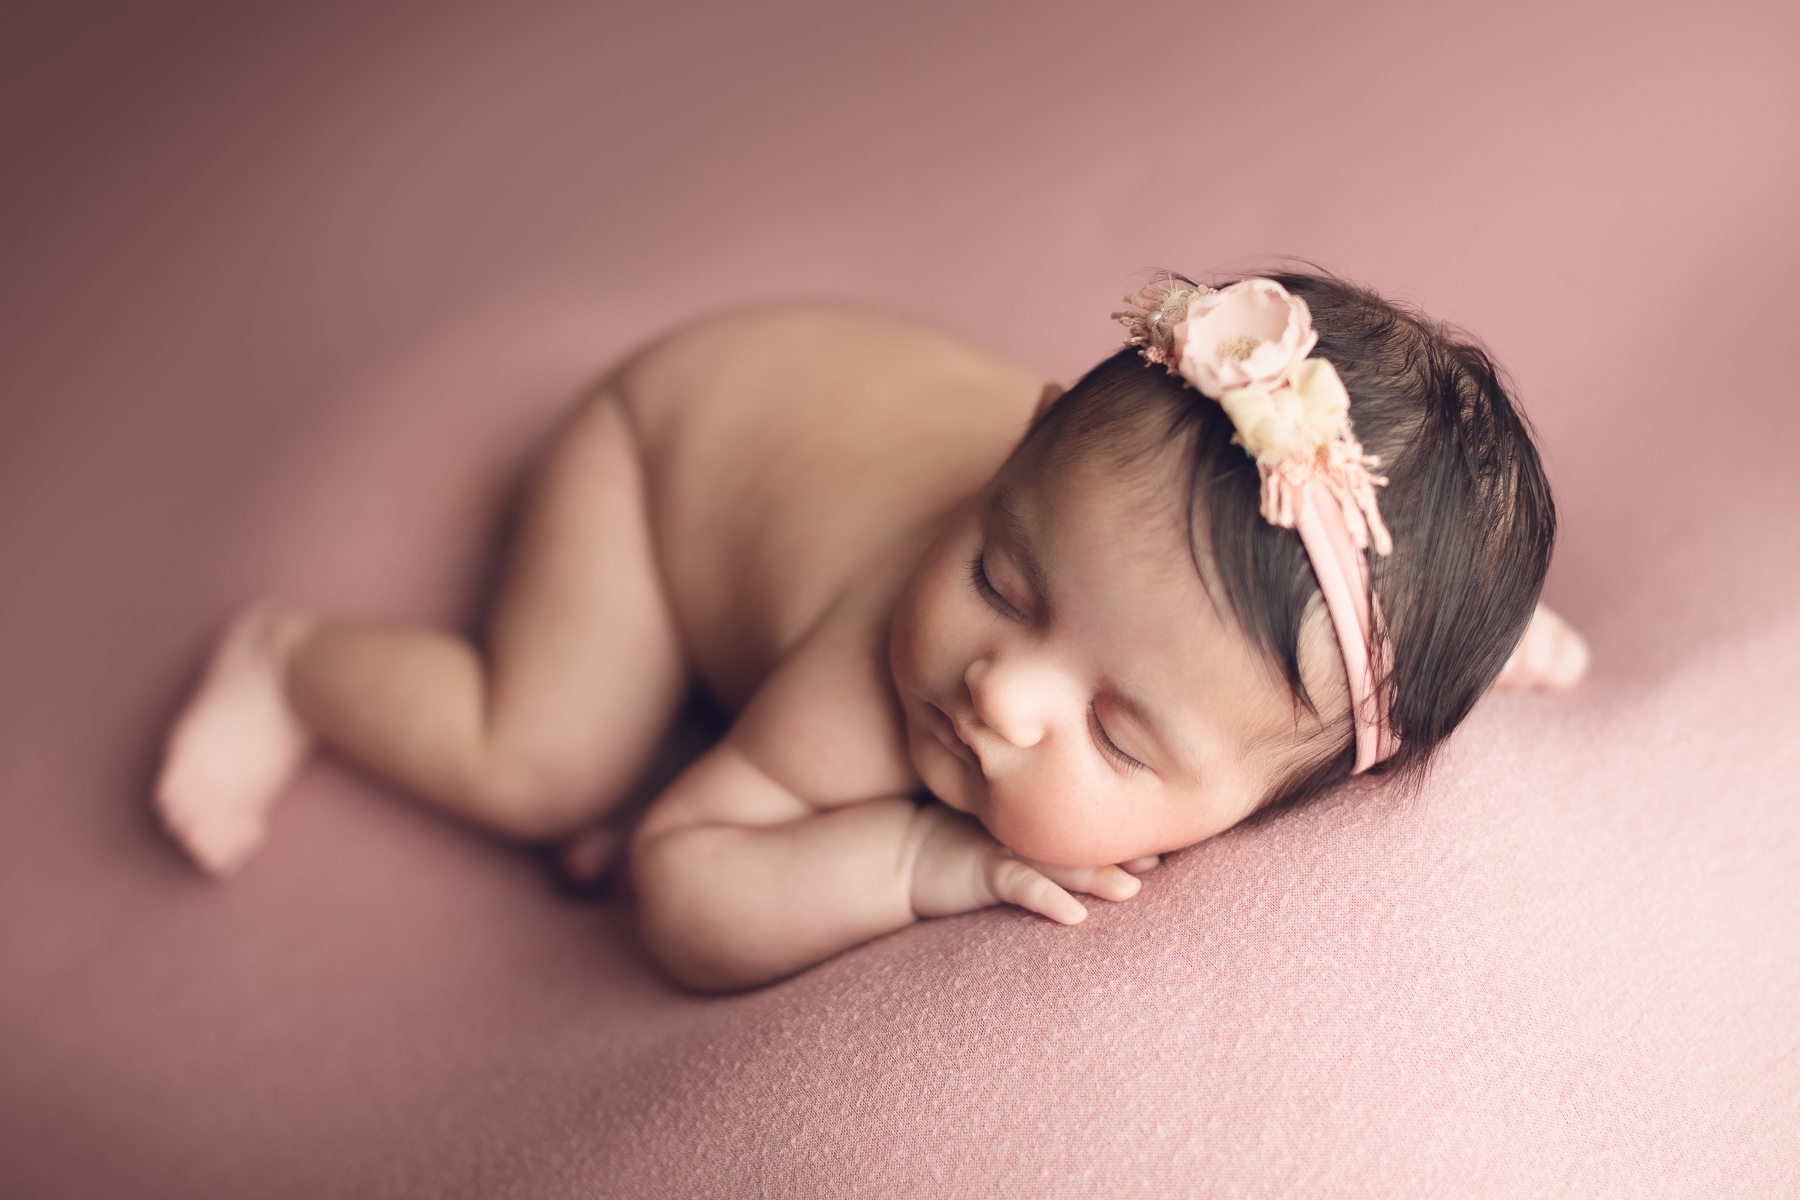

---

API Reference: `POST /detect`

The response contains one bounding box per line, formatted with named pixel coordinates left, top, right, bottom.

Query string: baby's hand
left=908, top=804, right=1155, bottom=925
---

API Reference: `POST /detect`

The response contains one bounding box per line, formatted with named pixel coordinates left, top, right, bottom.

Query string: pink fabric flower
left=1172, top=278, right=1318, bottom=399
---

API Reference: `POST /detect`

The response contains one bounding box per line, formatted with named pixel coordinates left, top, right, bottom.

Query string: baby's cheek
left=983, top=772, right=1127, bottom=867
left=887, top=591, right=935, bottom=694
left=889, top=566, right=958, bottom=685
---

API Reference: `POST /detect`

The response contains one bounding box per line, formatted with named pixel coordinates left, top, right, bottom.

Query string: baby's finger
left=986, top=856, right=1087, bottom=925
left=1119, top=855, right=1162, bottom=875
left=1032, top=860, right=1142, bottom=902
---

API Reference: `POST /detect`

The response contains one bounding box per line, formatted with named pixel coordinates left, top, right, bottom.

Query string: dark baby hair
left=1029, top=269, right=1555, bottom=812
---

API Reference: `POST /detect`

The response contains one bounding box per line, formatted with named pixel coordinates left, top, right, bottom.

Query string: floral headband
left=1114, top=277, right=1398, bottom=772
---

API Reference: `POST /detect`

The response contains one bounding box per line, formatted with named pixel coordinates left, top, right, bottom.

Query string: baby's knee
left=458, top=754, right=608, bottom=841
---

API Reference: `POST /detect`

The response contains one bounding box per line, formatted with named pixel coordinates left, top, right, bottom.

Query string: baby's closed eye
left=967, top=549, right=1033, bottom=622
left=1087, top=704, right=1145, bottom=775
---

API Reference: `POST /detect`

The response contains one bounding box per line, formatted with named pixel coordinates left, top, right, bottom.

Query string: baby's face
left=890, top=434, right=1346, bottom=867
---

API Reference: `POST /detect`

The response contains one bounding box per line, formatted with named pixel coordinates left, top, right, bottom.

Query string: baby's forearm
left=632, top=797, right=923, bottom=991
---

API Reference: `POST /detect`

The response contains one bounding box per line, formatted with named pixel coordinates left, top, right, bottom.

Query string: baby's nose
left=965, top=657, right=1057, bottom=750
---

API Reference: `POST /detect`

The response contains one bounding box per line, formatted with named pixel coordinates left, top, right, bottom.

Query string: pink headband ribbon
left=1115, top=277, right=1398, bottom=773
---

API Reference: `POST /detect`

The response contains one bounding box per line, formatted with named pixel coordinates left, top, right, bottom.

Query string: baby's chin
left=903, top=727, right=982, bottom=816
left=913, top=752, right=980, bottom=816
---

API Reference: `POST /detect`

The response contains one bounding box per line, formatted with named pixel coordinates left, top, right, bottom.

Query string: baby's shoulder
left=617, top=301, right=1042, bottom=445
left=607, top=302, right=1045, bottom=699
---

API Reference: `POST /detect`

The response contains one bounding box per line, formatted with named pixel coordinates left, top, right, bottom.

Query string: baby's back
left=614, top=303, right=1044, bottom=706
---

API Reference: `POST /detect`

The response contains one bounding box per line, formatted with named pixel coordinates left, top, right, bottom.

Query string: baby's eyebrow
left=989, top=484, right=1054, bottom=609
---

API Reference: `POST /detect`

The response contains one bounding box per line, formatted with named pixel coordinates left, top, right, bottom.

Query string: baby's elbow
left=631, top=830, right=780, bottom=993
left=645, top=939, right=766, bottom=994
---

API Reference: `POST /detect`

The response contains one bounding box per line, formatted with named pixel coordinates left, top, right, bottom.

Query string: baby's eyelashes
left=966, top=549, right=1032, bottom=622
left=1088, top=705, right=1146, bottom=775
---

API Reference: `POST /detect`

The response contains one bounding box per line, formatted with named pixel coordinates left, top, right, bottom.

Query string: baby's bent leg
left=293, top=393, right=687, bottom=838
left=158, top=393, right=687, bottom=871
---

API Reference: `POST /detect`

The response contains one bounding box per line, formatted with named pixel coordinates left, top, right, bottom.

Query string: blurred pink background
left=2, top=1, right=1795, bottom=1196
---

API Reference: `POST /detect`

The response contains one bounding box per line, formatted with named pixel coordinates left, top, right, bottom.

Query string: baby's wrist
left=905, top=802, right=1002, bottom=919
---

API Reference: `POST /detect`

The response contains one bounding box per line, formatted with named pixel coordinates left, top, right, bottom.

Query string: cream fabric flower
left=1218, top=357, right=1352, bottom=467
left=1172, top=278, right=1318, bottom=398
left=1221, top=356, right=1391, bottom=555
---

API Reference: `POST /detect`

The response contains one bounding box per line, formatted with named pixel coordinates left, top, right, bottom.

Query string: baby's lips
left=925, top=702, right=980, bottom=766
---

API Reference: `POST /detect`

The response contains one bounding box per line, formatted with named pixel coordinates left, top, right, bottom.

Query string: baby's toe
left=1494, top=604, right=1590, bottom=692
left=159, top=784, right=266, bottom=877
left=1544, top=624, right=1591, bottom=689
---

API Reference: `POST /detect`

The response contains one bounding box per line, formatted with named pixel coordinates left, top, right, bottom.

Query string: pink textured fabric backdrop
left=2, top=1, right=1796, bottom=1195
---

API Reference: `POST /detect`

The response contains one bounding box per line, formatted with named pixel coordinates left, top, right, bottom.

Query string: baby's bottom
left=157, top=392, right=686, bottom=873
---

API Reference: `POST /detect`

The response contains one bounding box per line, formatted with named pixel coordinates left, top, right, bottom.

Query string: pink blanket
left=3, top=0, right=1795, bottom=1195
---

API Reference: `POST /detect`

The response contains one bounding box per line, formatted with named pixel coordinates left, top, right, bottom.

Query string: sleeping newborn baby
left=155, top=272, right=1587, bottom=990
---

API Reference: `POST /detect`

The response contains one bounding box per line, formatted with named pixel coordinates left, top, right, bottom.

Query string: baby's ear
left=1033, top=382, right=1066, bottom=421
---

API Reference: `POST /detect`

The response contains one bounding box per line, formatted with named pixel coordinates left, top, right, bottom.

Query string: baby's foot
left=1493, top=603, right=1590, bottom=692
left=154, top=605, right=314, bottom=875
